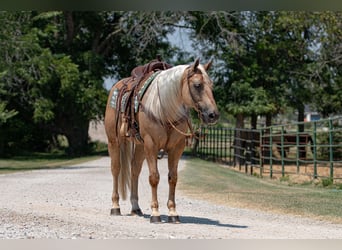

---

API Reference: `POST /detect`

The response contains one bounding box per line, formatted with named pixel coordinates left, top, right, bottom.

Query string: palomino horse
left=104, top=58, right=219, bottom=223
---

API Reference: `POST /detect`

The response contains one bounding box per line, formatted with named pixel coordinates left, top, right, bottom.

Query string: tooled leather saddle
left=110, top=56, right=172, bottom=142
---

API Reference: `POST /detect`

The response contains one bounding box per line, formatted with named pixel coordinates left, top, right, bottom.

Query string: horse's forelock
left=193, top=64, right=213, bottom=88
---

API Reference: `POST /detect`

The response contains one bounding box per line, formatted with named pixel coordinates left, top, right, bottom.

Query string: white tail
left=119, top=141, right=132, bottom=200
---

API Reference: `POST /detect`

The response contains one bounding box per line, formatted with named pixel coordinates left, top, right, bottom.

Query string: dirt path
left=0, top=156, right=342, bottom=239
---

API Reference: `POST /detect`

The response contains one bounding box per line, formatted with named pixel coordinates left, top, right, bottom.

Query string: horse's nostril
left=209, top=113, right=215, bottom=119
left=207, top=111, right=219, bottom=123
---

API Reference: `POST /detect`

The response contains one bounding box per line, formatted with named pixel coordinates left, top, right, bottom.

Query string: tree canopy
left=0, top=11, right=341, bottom=156
left=0, top=11, right=182, bottom=156
left=186, top=11, right=341, bottom=128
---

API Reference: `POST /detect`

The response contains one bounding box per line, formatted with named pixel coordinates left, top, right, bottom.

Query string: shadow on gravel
left=142, top=214, right=248, bottom=228
left=179, top=216, right=248, bottom=228
left=59, top=165, right=100, bottom=170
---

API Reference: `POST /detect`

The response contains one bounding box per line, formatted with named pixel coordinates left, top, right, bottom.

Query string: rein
left=166, top=115, right=195, bottom=138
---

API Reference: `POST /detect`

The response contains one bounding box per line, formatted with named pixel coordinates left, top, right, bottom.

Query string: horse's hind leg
left=108, top=140, right=122, bottom=216
left=130, top=144, right=145, bottom=216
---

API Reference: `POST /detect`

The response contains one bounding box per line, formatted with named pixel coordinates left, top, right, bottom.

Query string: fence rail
left=192, top=116, right=342, bottom=181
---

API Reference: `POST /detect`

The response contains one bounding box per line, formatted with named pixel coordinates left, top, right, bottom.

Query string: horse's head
left=182, top=58, right=219, bottom=125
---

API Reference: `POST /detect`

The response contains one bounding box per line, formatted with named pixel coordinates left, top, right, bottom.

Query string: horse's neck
left=144, top=65, right=189, bottom=124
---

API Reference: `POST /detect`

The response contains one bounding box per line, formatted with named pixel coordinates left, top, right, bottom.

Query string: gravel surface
left=0, top=156, right=342, bottom=239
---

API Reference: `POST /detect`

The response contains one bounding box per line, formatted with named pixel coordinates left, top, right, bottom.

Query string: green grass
left=0, top=152, right=104, bottom=174
left=179, top=157, right=342, bottom=223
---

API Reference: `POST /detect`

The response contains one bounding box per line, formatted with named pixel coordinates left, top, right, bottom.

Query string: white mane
left=143, top=65, right=189, bottom=124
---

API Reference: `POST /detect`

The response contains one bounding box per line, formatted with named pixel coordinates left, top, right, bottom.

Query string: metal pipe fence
left=191, top=116, right=342, bottom=181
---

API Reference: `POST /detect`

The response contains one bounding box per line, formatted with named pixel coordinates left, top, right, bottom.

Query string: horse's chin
left=200, top=115, right=219, bottom=126
left=205, top=120, right=219, bottom=126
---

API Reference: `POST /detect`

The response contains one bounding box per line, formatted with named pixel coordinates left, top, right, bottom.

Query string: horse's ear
left=192, top=58, right=200, bottom=71
left=204, top=58, right=213, bottom=71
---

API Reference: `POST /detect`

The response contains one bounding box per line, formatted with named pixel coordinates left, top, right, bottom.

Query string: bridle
left=155, top=65, right=208, bottom=138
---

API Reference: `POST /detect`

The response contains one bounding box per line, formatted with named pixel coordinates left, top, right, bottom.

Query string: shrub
left=322, top=178, right=334, bottom=187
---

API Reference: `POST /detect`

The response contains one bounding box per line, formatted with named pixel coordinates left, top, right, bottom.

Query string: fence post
left=212, top=127, right=215, bottom=161
left=206, top=127, right=208, bottom=158
left=250, top=130, right=254, bottom=175
left=208, top=128, right=211, bottom=158
left=281, top=126, right=285, bottom=177
left=245, top=130, right=248, bottom=174
left=218, top=128, right=221, bottom=160
left=224, top=128, right=227, bottom=161
left=229, top=129, right=232, bottom=164
left=212, top=128, right=214, bottom=159
left=313, top=121, right=318, bottom=179
left=202, top=126, right=206, bottom=159
left=296, top=125, right=300, bottom=174
left=269, top=127, right=273, bottom=179
left=216, top=128, right=223, bottom=159
left=197, top=126, right=200, bottom=158
left=328, top=118, right=334, bottom=179
left=259, top=129, right=263, bottom=177
left=216, top=127, right=220, bottom=160
left=211, top=128, right=214, bottom=159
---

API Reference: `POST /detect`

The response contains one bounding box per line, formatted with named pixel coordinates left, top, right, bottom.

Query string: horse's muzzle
left=201, top=109, right=219, bottom=125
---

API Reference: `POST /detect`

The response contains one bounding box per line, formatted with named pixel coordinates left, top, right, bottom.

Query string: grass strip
left=179, top=157, right=342, bottom=223
left=0, top=153, right=102, bottom=174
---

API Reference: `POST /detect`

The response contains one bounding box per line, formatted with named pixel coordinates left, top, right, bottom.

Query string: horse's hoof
left=168, top=215, right=181, bottom=224
left=110, top=208, right=121, bottom=216
left=131, top=209, right=143, bottom=216
left=150, top=216, right=162, bottom=223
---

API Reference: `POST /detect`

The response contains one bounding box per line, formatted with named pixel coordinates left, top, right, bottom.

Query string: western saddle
left=111, top=56, right=172, bottom=141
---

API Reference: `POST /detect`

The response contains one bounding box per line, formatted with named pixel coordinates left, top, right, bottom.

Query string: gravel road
left=1, top=156, right=341, bottom=239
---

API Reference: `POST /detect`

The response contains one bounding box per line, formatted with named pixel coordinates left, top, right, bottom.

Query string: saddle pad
left=135, top=71, right=161, bottom=112
left=109, top=89, right=132, bottom=113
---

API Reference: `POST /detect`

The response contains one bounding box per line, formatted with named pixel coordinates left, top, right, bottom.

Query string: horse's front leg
left=144, top=136, right=161, bottom=223
left=166, top=139, right=185, bottom=223
left=130, top=144, right=145, bottom=216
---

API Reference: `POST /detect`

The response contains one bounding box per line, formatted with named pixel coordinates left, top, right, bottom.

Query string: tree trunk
left=265, top=113, right=272, bottom=127
left=61, top=118, right=90, bottom=156
left=0, top=129, right=4, bottom=156
left=251, top=114, right=257, bottom=129
left=297, top=104, right=305, bottom=132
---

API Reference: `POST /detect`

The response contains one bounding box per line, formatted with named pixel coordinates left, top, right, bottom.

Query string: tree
left=186, top=11, right=338, bottom=163
left=310, top=12, right=342, bottom=117
left=0, top=11, right=184, bottom=156
left=186, top=11, right=342, bottom=128
left=0, top=11, right=43, bottom=155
